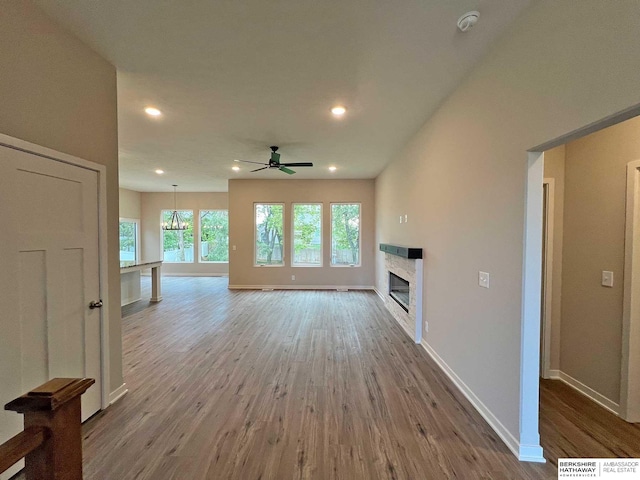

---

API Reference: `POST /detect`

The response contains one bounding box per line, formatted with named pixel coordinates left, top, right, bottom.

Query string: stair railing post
left=4, top=378, right=95, bottom=480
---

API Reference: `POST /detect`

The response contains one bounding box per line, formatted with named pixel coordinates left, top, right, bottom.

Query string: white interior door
left=0, top=145, right=103, bottom=470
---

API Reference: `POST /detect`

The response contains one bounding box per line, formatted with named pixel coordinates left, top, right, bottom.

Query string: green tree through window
left=162, top=210, right=194, bottom=262
left=331, top=204, right=360, bottom=266
left=255, top=204, right=284, bottom=265
left=200, top=210, right=229, bottom=262
left=119, top=220, right=137, bottom=263
left=293, top=204, right=322, bottom=266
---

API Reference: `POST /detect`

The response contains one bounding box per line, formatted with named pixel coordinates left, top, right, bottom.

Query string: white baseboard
left=142, top=272, right=228, bottom=277
left=518, top=444, right=546, bottom=463
left=419, top=339, right=545, bottom=463
left=227, top=285, right=375, bottom=291
left=109, top=383, right=128, bottom=405
left=548, top=370, right=620, bottom=415
left=374, top=287, right=386, bottom=302
left=547, top=369, right=560, bottom=378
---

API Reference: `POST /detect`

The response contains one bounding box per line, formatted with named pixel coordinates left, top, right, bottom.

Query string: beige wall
left=141, top=192, right=229, bottom=275
left=0, top=2, right=122, bottom=392
left=543, top=145, right=566, bottom=371
left=375, top=0, right=640, bottom=444
left=229, top=179, right=375, bottom=288
left=559, top=116, right=640, bottom=404
left=119, top=188, right=142, bottom=219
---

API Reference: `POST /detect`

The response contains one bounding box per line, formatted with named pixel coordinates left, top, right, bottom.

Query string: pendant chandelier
left=162, top=185, right=189, bottom=231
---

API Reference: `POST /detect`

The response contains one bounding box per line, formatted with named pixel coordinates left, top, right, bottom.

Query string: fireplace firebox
left=389, top=272, right=410, bottom=312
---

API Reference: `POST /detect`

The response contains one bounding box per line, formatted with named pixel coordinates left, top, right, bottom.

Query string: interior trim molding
left=108, top=383, right=128, bottom=405
left=228, top=285, right=375, bottom=290
left=373, top=287, right=385, bottom=302
left=0, top=132, right=112, bottom=413
left=548, top=370, right=620, bottom=416
left=153, top=272, right=229, bottom=277
left=379, top=310, right=542, bottom=461
left=417, top=339, right=544, bottom=462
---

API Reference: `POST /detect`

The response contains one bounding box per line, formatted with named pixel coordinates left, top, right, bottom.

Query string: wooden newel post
left=4, top=378, right=95, bottom=480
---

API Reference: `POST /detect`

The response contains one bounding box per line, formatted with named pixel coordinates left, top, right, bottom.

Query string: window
left=162, top=210, right=194, bottom=263
left=119, top=218, right=139, bottom=264
left=255, top=203, right=284, bottom=266
left=292, top=204, right=322, bottom=266
left=200, top=210, right=229, bottom=262
left=331, top=203, right=360, bottom=266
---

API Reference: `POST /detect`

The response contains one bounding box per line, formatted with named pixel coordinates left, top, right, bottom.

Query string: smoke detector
left=457, top=11, right=480, bottom=32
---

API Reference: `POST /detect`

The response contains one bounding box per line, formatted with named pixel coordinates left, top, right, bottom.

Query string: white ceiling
left=34, top=0, right=531, bottom=192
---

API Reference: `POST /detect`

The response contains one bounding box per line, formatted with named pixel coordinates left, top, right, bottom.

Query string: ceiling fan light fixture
left=155, top=169, right=164, bottom=174
left=331, top=105, right=347, bottom=117
left=232, top=166, right=240, bottom=171
left=329, top=166, right=337, bottom=172
left=235, top=146, right=313, bottom=174
left=162, top=185, right=188, bottom=231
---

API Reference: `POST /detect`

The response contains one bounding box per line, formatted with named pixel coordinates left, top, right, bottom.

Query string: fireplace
left=380, top=243, right=423, bottom=343
left=389, top=272, right=409, bottom=312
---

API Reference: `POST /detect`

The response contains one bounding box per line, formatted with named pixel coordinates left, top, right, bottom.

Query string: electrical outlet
left=602, top=271, right=614, bottom=287
left=425, top=321, right=429, bottom=332
left=232, top=245, right=236, bottom=251
left=291, top=275, right=296, bottom=281
left=479, top=271, right=490, bottom=288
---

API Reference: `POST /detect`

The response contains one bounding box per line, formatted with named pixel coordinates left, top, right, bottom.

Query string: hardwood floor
left=78, top=277, right=553, bottom=479
left=62, top=277, right=637, bottom=479
left=540, top=378, right=640, bottom=462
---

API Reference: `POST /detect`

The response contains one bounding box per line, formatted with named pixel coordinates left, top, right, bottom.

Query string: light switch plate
left=602, top=271, right=614, bottom=287
left=479, top=271, right=490, bottom=288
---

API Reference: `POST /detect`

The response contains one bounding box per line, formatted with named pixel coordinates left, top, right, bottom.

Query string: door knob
left=89, top=300, right=103, bottom=309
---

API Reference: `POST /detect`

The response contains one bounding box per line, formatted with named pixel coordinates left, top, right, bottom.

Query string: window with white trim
left=200, top=210, right=229, bottom=262
left=119, top=218, right=139, bottom=264
left=330, top=203, right=360, bottom=266
left=161, top=210, right=194, bottom=263
left=292, top=203, right=322, bottom=266
left=255, top=203, right=284, bottom=266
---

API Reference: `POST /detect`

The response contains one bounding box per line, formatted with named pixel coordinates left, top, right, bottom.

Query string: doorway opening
left=524, top=109, right=640, bottom=465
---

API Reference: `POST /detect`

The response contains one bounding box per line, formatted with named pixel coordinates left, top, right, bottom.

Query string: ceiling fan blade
left=235, top=159, right=267, bottom=165
left=251, top=166, right=269, bottom=172
left=280, top=162, right=313, bottom=167
left=271, top=152, right=281, bottom=164
left=279, top=166, right=296, bottom=175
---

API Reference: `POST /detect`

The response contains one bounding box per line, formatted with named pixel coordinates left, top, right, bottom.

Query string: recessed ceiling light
left=155, top=169, right=164, bottom=174
left=145, top=107, right=162, bottom=117
left=232, top=166, right=240, bottom=172
left=329, top=166, right=337, bottom=172
left=331, top=105, right=346, bottom=117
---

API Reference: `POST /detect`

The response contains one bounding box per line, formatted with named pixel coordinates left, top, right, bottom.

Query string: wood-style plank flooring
left=540, top=378, right=640, bottom=462
left=70, top=277, right=636, bottom=478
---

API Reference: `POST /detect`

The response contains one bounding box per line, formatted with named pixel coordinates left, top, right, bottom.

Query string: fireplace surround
left=379, top=244, right=423, bottom=343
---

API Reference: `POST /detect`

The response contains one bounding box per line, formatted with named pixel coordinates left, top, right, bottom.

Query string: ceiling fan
left=234, top=146, right=313, bottom=175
